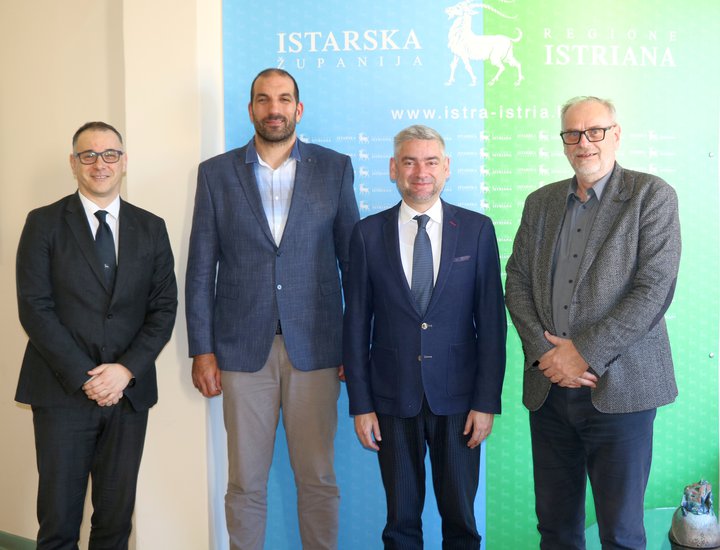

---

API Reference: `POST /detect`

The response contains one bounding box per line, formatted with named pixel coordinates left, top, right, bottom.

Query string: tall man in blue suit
left=343, top=125, right=506, bottom=549
left=16, top=121, right=177, bottom=549
left=505, top=96, right=681, bottom=548
left=186, top=68, right=359, bottom=550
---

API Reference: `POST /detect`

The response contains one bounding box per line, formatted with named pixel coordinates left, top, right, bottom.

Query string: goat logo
left=445, top=1, right=524, bottom=87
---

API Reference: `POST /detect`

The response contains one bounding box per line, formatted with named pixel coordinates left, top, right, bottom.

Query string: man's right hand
left=192, top=353, right=222, bottom=398
left=354, top=412, right=382, bottom=451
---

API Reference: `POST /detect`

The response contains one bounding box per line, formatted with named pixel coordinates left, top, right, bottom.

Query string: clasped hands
left=538, top=331, right=597, bottom=388
left=83, top=363, right=134, bottom=407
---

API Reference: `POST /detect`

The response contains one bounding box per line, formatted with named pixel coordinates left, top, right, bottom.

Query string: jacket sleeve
left=185, top=165, right=220, bottom=357
left=471, top=217, right=507, bottom=413
left=116, top=218, right=178, bottom=378
left=505, top=195, right=554, bottom=366
left=342, top=222, right=375, bottom=415
left=333, top=154, right=361, bottom=278
left=16, top=210, right=97, bottom=393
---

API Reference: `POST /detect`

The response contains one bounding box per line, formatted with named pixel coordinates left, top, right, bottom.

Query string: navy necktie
left=411, top=214, right=433, bottom=315
left=94, top=210, right=116, bottom=287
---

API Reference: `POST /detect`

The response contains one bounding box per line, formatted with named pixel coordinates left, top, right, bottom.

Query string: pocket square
left=453, top=255, right=471, bottom=262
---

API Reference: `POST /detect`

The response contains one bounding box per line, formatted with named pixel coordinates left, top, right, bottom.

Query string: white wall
left=0, top=1, right=220, bottom=547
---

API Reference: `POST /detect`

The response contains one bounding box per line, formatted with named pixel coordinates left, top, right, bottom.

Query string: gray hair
left=393, top=125, right=446, bottom=158
left=560, top=96, right=617, bottom=127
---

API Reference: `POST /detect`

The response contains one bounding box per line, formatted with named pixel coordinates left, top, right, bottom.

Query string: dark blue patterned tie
left=411, top=214, right=433, bottom=315
left=94, top=210, right=116, bottom=287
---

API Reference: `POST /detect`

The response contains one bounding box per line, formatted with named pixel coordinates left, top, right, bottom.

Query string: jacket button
left=421, top=322, right=428, bottom=330
left=417, top=355, right=422, bottom=362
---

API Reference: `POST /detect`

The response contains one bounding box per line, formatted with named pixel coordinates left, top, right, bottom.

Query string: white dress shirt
left=78, top=192, right=120, bottom=260
left=398, top=199, right=443, bottom=288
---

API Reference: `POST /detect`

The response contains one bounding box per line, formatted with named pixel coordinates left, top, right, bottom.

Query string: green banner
left=482, top=1, right=719, bottom=546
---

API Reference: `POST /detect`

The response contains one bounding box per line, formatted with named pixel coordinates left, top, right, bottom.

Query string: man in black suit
left=15, top=121, right=177, bottom=550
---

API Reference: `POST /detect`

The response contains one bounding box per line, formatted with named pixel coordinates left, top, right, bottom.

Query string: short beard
left=254, top=117, right=296, bottom=144
left=403, top=185, right=438, bottom=206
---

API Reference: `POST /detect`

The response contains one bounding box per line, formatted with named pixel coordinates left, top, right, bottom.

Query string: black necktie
left=94, top=210, right=116, bottom=287
left=411, top=214, right=433, bottom=315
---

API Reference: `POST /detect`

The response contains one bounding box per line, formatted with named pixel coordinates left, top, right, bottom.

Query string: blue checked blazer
left=186, top=139, right=359, bottom=372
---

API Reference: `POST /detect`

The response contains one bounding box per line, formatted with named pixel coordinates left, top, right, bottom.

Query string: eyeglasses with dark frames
left=74, top=149, right=124, bottom=165
left=559, top=125, right=616, bottom=145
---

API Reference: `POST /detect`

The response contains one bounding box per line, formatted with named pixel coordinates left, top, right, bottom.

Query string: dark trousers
left=32, top=399, right=148, bottom=550
left=377, top=399, right=481, bottom=550
left=530, top=386, right=656, bottom=550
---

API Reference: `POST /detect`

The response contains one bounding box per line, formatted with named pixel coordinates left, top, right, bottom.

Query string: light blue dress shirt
left=247, top=139, right=301, bottom=245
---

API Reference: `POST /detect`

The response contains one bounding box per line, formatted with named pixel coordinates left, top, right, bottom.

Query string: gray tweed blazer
left=505, top=163, right=681, bottom=413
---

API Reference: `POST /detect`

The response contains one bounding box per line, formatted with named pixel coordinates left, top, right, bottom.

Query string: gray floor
left=0, top=530, right=35, bottom=550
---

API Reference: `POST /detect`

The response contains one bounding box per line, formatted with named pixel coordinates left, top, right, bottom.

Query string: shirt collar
left=567, top=169, right=612, bottom=203
left=78, top=191, right=120, bottom=219
left=245, top=137, right=301, bottom=166
left=399, top=198, right=443, bottom=226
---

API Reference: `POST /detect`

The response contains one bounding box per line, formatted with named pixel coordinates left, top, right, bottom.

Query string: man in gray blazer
left=505, top=96, right=681, bottom=549
left=186, top=68, right=359, bottom=550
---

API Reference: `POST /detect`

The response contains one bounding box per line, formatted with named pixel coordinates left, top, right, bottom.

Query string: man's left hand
left=538, top=331, right=597, bottom=388
left=464, top=411, right=494, bottom=449
left=83, top=363, right=134, bottom=406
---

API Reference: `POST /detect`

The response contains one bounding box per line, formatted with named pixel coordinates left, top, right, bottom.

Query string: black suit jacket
left=15, top=192, right=177, bottom=411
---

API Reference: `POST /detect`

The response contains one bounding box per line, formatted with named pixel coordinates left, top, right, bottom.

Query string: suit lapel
left=576, top=165, right=631, bottom=287
left=281, top=143, right=313, bottom=247
left=113, top=200, right=139, bottom=300
left=538, top=182, right=571, bottom=328
left=232, top=146, right=276, bottom=246
left=382, top=204, right=417, bottom=308
left=427, top=201, right=459, bottom=313
left=64, top=193, right=109, bottom=291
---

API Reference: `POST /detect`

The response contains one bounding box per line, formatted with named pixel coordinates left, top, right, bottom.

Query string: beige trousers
left=222, top=336, right=340, bottom=550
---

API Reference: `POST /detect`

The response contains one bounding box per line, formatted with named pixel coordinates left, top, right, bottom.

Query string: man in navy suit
left=15, top=121, right=178, bottom=549
left=343, top=125, right=506, bottom=549
left=186, top=68, right=359, bottom=550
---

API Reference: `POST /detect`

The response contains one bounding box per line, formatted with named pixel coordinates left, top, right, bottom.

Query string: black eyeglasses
left=74, top=149, right=124, bottom=165
left=559, top=125, right=616, bottom=145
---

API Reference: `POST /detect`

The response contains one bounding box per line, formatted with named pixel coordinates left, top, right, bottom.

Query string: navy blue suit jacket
left=343, top=200, right=506, bottom=418
left=185, top=139, right=360, bottom=372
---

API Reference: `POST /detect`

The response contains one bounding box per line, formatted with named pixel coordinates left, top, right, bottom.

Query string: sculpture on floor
left=670, top=480, right=720, bottom=549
